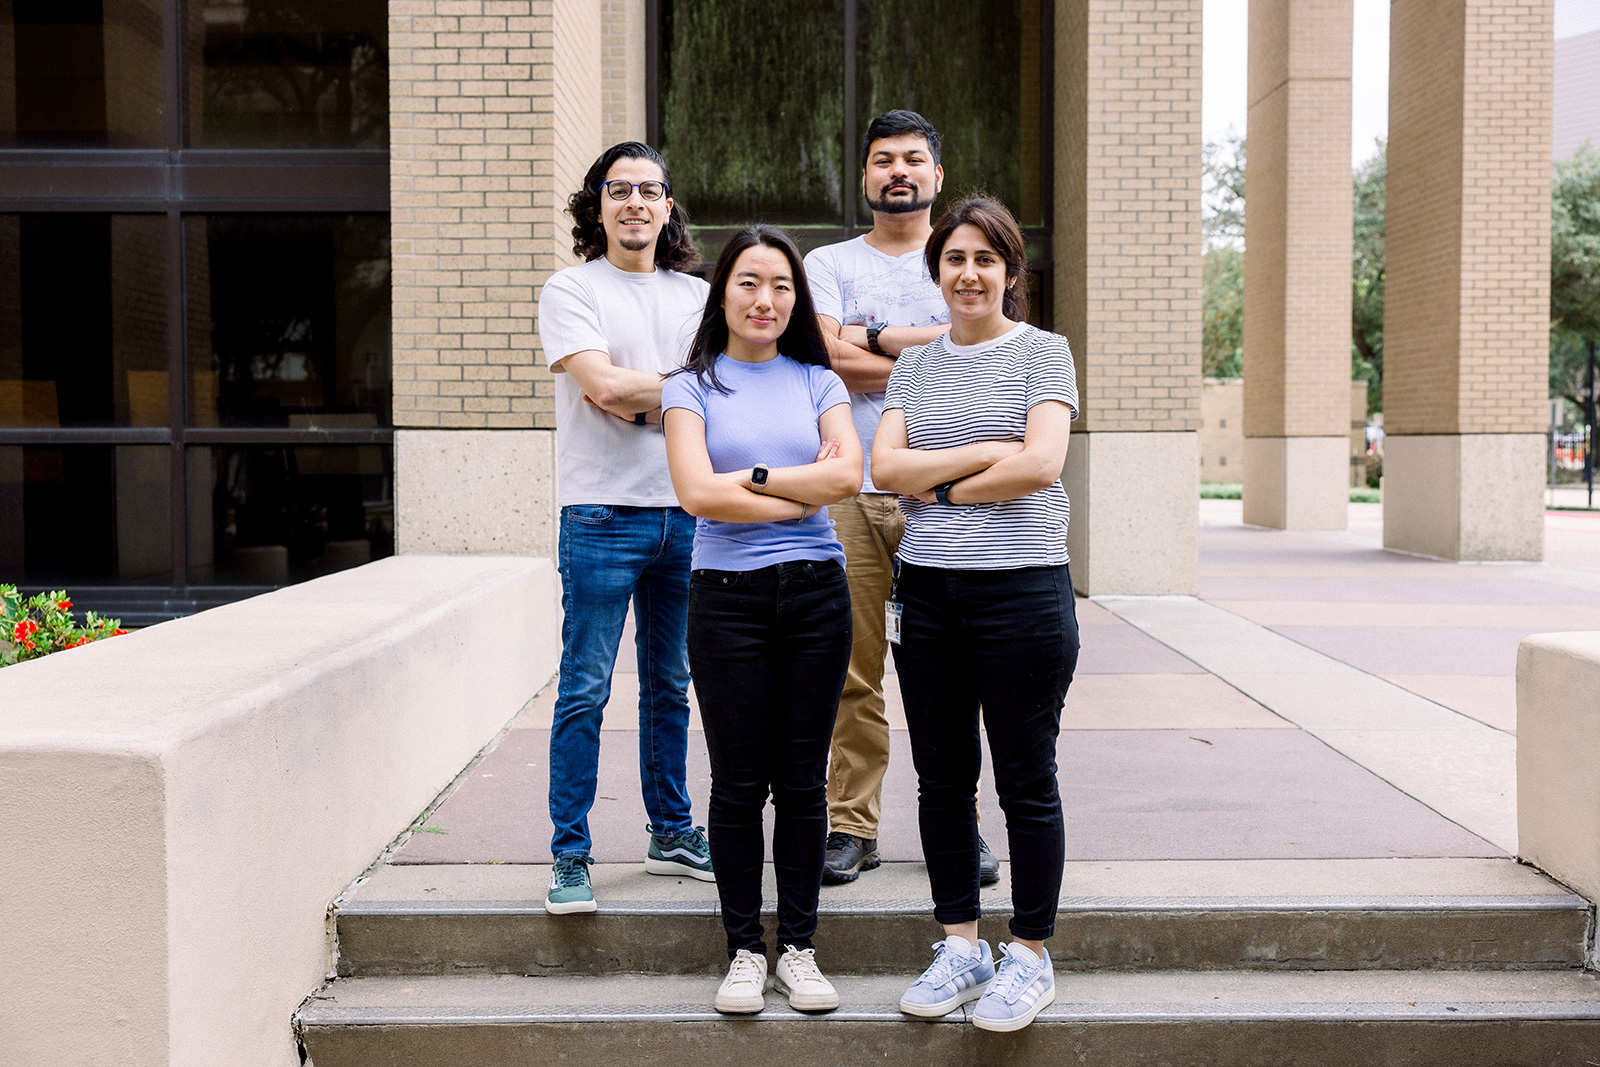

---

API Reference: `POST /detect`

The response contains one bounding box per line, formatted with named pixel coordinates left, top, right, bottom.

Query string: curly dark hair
left=925, top=195, right=1029, bottom=322
left=567, top=142, right=700, bottom=272
left=678, top=225, right=830, bottom=395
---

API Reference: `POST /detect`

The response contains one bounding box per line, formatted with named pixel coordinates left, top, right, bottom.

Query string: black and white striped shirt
left=883, top=322, right=1079, bottom=569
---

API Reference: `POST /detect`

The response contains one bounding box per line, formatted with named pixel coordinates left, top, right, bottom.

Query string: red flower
left=57, top=599, right=72, bottom=610
left=13, top=619, right=40, bottom=642
left=113, top=628, right=128, bottom=636
left=23, top=639, right=35, bottom=651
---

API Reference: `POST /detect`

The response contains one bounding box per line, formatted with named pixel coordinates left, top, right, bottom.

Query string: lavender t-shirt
left=661, top=354, right=851, bottom=571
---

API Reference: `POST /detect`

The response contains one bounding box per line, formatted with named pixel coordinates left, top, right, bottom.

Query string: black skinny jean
left=890, top=562, right=1079, bottom=941
left=687, top=559, right=853, bottom=958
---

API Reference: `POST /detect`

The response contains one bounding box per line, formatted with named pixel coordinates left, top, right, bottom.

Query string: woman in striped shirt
left=870, top=196, right=1080, bottom=1033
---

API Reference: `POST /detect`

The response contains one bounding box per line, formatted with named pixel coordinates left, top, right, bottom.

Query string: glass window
left=0, top=0, right=165, bottom=147
left=0, top=445, right=172, bottom=585
left=187, top=444, right=393, bottom=585
left=188, top=0, right=388, bottom=149
left=658, top=0, right=846, bottom=226
left=0, top=215, right=169, bottom=429
left=856, top=0, right=1047, bottom=226
left=186, top=214, right=391, bottom=428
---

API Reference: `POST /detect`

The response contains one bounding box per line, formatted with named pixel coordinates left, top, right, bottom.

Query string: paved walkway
left=393, top=501, right=1600, bottom=867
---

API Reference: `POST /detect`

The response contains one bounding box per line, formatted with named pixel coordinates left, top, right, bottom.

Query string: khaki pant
left=827, top=492, right=904, bottom=838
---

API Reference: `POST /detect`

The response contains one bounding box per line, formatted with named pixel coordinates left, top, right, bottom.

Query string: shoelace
left=781, top=946, right=826, bottom=984
left=919, top=940, right=976, bottom=987
left=987, top=944, right=1041, bottom=1004
left=553, top=857, right=592, bottom=887
left=670, top=826, right=709, bottom=852
left=727, top=950, right=765, bottom=985
left=824, top=831, right=856, bottom=851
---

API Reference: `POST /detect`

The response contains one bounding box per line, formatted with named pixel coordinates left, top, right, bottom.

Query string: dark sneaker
left=821, top=831, right=880, bottom=885
left=645, top=825, right=716, bottom=882
left=546, top=854, right=596, bottom=914
left=978, top=834, right=1001, bottom=887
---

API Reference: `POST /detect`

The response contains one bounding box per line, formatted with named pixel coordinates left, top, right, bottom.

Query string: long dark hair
left=567, top=142, right=700, bottom=272
left=680, top=225, right=830, bottom=395
left=925, top=195, right=1030, bottom=322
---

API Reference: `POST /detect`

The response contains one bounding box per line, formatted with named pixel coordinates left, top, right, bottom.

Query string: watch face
left=752, top=465, right=769, bottom=485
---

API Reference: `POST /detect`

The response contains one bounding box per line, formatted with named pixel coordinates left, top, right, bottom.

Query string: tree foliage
left=1201, top=132, right=1245, bottom=378
left=1551, top=147, right=1600, bottom=412
left=1352, top=141, right=1386, bottom=414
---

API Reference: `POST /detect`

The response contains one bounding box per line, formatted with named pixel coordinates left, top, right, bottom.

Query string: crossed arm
left=664, top=403, right=863, bottom=523
left=816, top=315, right=949, bottom=394
left=870, top=401, right=1074, bottom=505
left=555, top=349, right=667, bottom=419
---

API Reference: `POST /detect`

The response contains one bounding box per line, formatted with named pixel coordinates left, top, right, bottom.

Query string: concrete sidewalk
left=392, top=501, right=1600, bottom=868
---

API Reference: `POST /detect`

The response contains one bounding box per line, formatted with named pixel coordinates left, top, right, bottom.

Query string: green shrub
left=1, top=585, right=128, bottom=667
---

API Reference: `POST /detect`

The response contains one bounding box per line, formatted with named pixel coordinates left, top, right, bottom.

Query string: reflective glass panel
left=187, top=444, right=393, bottom=585
left=0, top=445, right=172, bottom=585
left=0, top=215, right=169, bottom=429
left=856, top=0, right=1047, bottom=226
left=658, top=0, right=846, bottom=226
left=188, top=0, right=387, bottom=148
left=186, top=214, right=391, bottom=428
left=0, top=0, right=165, bottom=147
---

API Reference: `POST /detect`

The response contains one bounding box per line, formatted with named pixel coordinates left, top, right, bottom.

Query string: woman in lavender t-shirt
left=661, top=225, right=861, bottom=1016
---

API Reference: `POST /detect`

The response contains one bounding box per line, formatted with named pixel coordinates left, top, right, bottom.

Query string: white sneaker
left=715, top=949, right=768, bottom=1013
left=774, top=944, right=839, bottom=1011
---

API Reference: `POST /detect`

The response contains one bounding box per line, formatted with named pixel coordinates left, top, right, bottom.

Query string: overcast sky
left=1202, top=0, right=1600, bottom=166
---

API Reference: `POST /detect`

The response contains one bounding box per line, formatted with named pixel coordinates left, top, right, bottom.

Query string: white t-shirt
left=884, top=322, right=1080, bottom=569
left=803, top=235, right=949, bottom=493
left=537, top=256, right=710, bottom=507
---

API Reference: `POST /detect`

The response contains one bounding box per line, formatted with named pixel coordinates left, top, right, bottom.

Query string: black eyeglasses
left=599, top=179, right=670, bottom=202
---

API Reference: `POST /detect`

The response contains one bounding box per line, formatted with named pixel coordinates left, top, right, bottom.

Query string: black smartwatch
left=751, top=463, right=770, bottom=491
left=866, top=323, right=887, bottom=355
left=933, top=481, right=955, bottom=504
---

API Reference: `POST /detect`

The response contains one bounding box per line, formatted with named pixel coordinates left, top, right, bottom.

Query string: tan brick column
left=1242, top=0, right=1353, bottom=530
left=389, top=0, right=610, bottom=558
left=1056, top=0, right=1202, bottom=595
left=1381, top=0, right=1550, bottom=560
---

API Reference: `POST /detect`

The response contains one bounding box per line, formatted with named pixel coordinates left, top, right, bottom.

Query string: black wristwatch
left=866, top=323, right=886, bottom=355
left=933, top=481, right=955, bottom=504
left=751, top=463, right=770, bottom=491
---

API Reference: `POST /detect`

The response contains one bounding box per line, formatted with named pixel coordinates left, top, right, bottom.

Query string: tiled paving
left=393, top=501, right=1600, bottom=869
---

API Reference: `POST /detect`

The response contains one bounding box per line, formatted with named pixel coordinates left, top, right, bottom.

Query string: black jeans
left=687, top=559, right=852, bottom=958
left=891, top=562, right=1079, bottom=941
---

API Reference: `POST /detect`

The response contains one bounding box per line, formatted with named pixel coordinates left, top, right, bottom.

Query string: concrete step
left=333, top=859, right=1593, bottom=977
left=297, top=969, right=1600, bottom=1066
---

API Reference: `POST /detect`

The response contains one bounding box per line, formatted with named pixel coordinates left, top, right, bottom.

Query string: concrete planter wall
left=1, top=556, right=559, bottom=1067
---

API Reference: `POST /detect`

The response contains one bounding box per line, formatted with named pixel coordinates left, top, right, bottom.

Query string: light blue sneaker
left=546, top=854, right=596, bottom=914
left=899, top=937, right=995, bottom=1017
left=644, top=825, right=715, bottom=882
left=971, top=942, right=1055, bottom=1032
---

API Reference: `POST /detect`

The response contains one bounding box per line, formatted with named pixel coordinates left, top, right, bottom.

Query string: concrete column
left=1241, top=0, right=1353, bottom=531
left=1056, top=0, right=1202, bottom=595
left=1381, top=0, right=1551, bottom=560
left=390, top=0, right=605, bottom=551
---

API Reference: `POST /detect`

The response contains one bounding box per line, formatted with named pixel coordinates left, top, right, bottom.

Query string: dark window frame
left=0, top=0, right=391, bottom=622
left=644, top=0, right=1055, bottom=326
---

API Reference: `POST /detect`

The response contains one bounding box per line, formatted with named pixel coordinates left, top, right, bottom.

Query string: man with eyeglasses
left=803, top=110, right=999, bottom=888
left=535, top=142, right=713, bottom=914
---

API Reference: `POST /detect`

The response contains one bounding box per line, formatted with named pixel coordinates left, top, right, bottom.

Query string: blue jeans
left=549, top=504, right=696, bottom=858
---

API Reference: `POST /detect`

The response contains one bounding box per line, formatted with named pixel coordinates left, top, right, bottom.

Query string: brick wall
left=390, top=0, right=604, bottom=431
left=1055, top=0, right=1203, bottom=434
left=1384, top=0, right=1551, bottom=437
left=1242, top=0, right=1354, bottom=439
left=601, top=0, right=647, bottom=144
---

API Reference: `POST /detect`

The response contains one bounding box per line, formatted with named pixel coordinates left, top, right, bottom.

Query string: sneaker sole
left=899, top=979, right=989, bottom=1018
left=971, top=984, right=1056, bottom=1033
left=644, top=856, right=717, bottom=882
left=820, top=851, right=881, bottom=885
left=774, top=975, right=839, bottom=1012
left=544, top=897, right=597, bottom=915
left=714, top=991, right=766, bottom=1013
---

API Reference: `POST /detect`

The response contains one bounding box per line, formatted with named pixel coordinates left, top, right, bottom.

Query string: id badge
left=885, top=600, right=903, bottom=645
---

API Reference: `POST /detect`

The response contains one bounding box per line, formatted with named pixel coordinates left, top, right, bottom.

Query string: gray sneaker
left=546, top=854, right=596, bottom=914
left=899, top=937, right=995, bottom=1018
